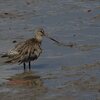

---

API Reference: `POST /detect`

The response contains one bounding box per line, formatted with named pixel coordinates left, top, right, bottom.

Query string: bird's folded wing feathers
left=5, top=38, right=42, bottom=63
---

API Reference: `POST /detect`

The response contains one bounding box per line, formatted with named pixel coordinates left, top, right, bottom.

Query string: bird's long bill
left=45, top=35, right=60, bottom=44
left=45, top=34, right=69, bottom=47
left=45, top=34, right=75, bottom=47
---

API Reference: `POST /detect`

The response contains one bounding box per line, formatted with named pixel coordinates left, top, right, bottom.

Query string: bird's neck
left=35, top=35, right=43, bottom=43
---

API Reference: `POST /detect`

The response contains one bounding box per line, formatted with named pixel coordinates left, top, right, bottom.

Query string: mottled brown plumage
left=2, top=28, right=46, bottom=71
left=1, top=28, right=64, bottom=71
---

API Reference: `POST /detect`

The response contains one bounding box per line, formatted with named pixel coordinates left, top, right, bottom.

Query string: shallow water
left=0, top=0, right=100, bottom=100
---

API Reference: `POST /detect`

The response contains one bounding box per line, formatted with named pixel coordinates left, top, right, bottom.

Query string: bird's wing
left=5, top=38, right=42, bottom=63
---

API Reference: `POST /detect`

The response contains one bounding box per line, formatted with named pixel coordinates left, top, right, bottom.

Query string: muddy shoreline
left=0, top=0, right=100, bottom=100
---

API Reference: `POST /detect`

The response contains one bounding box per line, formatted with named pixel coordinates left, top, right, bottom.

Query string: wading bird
left=1, top=28, right=47, bottom=71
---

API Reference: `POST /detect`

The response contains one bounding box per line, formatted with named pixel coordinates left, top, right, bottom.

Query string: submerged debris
left=12, top=40, right=17, bottom=43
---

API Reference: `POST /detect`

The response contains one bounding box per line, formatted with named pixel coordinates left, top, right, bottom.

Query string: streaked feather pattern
left=5, top=38, right=42, bottom=64
left=1, top=28, right=45, bottom=70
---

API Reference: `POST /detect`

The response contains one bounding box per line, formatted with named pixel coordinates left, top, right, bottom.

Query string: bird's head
left=35, top=28, right=59, bottom=43
left=36, top=28, right=46, bottom=36
left=35, top=28, right=47, bottom=42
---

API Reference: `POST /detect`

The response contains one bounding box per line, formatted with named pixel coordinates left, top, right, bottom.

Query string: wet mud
left=0, top=0, right=100, bottom=100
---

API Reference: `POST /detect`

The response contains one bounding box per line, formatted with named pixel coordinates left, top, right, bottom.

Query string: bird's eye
left=40, top=31, right=43, bottom=33
left=40, top=29, right=44, bottom=33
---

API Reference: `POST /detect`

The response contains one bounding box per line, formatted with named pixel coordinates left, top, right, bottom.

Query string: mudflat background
left=0, top=0, right=100, bottom=100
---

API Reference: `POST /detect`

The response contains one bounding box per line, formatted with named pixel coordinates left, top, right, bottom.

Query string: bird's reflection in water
left=4, top=71, right=47, bottom=100
left=7, top=71, right=45, bottom=89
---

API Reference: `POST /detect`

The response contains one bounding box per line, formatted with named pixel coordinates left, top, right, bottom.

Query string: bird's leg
left=23, top=62, right=26, bottom=72
left=29, top=61, right=31, bottom=71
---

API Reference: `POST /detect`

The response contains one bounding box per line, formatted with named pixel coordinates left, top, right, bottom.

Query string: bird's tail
left=0, top=53, right=12, bottom=63
left=1, top=54, right=8, bottom=58
left=0, top=53, right=12, bottom=65
left=5, top=60, right=12, bottom=63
